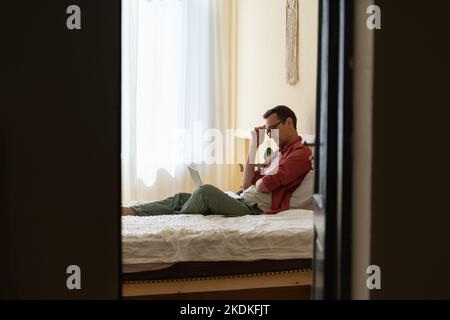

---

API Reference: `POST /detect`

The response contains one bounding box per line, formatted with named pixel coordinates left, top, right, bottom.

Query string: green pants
left=131, top=184, right=263, bottom=217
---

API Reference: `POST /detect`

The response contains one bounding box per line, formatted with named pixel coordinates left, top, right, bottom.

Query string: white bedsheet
left=122, top=209, right=313, bottom=267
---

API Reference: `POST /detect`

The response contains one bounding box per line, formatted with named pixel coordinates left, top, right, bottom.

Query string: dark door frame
left=312, top=0, right=353, bottom=300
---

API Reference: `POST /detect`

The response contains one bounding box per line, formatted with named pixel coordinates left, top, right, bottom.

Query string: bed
left=122, top=209, right=314, bottom=299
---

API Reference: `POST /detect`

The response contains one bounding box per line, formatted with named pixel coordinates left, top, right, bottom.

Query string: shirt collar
left=280, top=136, right=303, bottom=154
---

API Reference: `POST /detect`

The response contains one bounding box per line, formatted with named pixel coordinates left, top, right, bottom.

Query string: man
left=122, top=105, right=312, bottom=216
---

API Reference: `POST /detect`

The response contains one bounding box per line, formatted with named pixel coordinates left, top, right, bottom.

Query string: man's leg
left=128, top=192, right=191, bottom=216
left=176, top=184, right=260, bottom=217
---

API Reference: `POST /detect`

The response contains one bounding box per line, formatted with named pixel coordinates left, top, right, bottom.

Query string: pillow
left=289, top=170, right=314, bottom=210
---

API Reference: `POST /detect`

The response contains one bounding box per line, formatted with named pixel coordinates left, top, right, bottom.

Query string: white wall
left=235, top=0, right=318, bottom=135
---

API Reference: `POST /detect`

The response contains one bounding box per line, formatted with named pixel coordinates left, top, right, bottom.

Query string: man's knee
left=195, top=184, right=218, bottom=197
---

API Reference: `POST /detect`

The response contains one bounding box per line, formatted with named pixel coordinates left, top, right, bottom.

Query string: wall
left=235, top=0, right=319, bottom=135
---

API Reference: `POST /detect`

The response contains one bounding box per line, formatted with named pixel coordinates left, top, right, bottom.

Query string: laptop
left=186, top=165, right=241, bottom=199
left=187, top=165, right=203, bottom=188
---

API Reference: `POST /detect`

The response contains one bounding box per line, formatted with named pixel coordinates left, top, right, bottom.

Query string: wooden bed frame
left=122, top=259, right=312, bottom=300
left=123, top=269, right=311, bottom=300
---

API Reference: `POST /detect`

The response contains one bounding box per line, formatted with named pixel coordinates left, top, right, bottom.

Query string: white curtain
left=122, top=0, right=236, bottom=204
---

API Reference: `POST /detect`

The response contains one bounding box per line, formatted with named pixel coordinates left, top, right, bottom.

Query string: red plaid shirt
left=251, top=137, right=312, bottom=214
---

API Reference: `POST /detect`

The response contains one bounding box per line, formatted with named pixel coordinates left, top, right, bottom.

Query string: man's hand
left=248, top=125, right=266, bottom=165
left=256, top=178, right=270, bottom=193
left=243, top=125, right=266, bottom=190
left=251, top=125, right=266, bottom=148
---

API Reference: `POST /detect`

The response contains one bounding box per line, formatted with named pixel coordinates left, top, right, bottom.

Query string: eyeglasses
left=266, top=121, right=282, bottom=136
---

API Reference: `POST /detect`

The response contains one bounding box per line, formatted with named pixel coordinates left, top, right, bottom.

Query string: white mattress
left=122, top=209, right=313, bottom=270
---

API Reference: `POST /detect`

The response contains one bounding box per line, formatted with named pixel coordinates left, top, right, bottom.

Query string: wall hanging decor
left=286, top=0, right=299, bottom=85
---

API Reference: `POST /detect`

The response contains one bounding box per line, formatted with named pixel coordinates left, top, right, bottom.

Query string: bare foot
left=122, top=207, right=136, bottom=216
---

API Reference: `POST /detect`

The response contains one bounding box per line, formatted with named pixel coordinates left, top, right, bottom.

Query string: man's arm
left=243, top=160, right=256, bottom=190
left=259, top=148, right=312, bottom=192
left=243, top=126, right=265, bottom=190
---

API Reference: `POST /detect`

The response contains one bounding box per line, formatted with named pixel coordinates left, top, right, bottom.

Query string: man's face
left=265, top=113, right=288, bottom=147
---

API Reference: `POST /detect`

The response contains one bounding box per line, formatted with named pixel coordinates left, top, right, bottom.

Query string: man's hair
left=263, top=105, right=297, bottom=129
